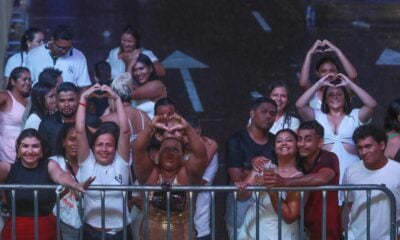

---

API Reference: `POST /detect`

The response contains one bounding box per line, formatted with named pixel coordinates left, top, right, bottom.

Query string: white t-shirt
left=23, top=113, right=41, bottom=130
left=195, top=153, right=219, bottom=237
left=26, top=43, right=91, bottom=87
left=80, top=151, right=131, bottom=228
left=269, top=115, right=300, bottom=135
left=106, top=47, right=158, bottom=79
left=340, top=160, right=400, bottom=240
left=4, top=52, right=27, bottom=77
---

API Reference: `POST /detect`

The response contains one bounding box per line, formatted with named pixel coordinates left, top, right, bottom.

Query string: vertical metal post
left=189, top=191, right=193, bottom=240
left=101, top=190, right=105, bottom=240
left=166, top=191, right=171, bottom=240
left=144, top=191, right=149, bottom=240
left=11, top=190, right=16, bottom=240
left=56, top=191, right=61, bottom=240
left=211, top=191, right=215, bottom=240
left=278, top=191, right=282, bottom=240
left=322, top=191, right=327, bottom=240
left=366, top=190, right=371, bottom=240
left=343, top=190, right=349, bottom=240
left=233, top=191, right=237, bottom=240
left=122, top=190, right=127, bottom=240
left=255, top=191, right=260, bottom=240
left=34, top=190, right=38, bottom=240
left=300, top=191, right=305, bottom=240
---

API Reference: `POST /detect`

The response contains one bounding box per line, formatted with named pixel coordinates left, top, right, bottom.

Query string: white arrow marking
left=252, top=11, right=271, bottom=32
left=162, top=50, right=209, bottom=112
left=376, top=48, right=400, bottom=65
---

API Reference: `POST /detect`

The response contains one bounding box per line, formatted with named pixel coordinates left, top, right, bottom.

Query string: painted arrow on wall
left=162, top=50, right=209, bottom=112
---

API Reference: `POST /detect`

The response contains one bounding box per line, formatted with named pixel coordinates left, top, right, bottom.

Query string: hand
left=317, top=73, right=337, bottom=88
left=308, top=40, right=323, bottom=55
left=251, top=156, right=271, bottom=173
left=100, top=84, right=119, bottom=100
left=335, top=73, right=351, bottom=87
left=263, top=171, right=285, bottom=187
left=235, top=181, right=249, bottom=191
left=81, top=83, right=101, bottom=100
left=71, top=176, right=96, bottom=193
left=322, top=39, right=339, bottom=53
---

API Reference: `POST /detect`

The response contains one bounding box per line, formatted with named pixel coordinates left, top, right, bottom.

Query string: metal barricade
left=0, top=184, right=396, bottom=240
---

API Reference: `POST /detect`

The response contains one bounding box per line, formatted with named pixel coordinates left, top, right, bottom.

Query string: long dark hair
left=271, top=128, right=304, bottom=172
left=321, top=86, right=351, bottom=115
left=135, top=54, right=157, bottom=82
left=266, top=81, right=295, bottom=129
left=384, top=98, right=400, bottom=132
left=15, top=128, right=50, bottom=162
left=55, top=123, right=75, bottom=158
left=7, top=67, right=30, bottom=91
left=29, top=82, right=53, bottom=119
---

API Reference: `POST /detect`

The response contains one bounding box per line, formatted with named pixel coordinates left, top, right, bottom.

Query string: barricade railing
left=0, top=184, right=396, bottom=240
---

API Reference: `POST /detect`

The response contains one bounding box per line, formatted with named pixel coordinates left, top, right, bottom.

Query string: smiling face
left=356, top=136, right=387, bottom=170
left=93, top=133, right=116, bottom=165
left=297, top=129, right=323, bottom=159
left=11, top=70, right=32, bottom=97
left=18, top=137, right=43, bottom=168
left=269, top=86, right=288, bottom=113
left=325, top=87, right=345, bottom=111
left=63, top=128, right=78, bottom=160
left=120, top=33, right=136, bottom=52
left=158, top=138, right=183, bottom=172
left=28, top=32, right=44, bottom=50
left=274, top=130, right=298, bottom=158
left=316, top=62, right=338, bottom=78
left=44, top=88, right=57, bottom=113
left=133, top=62, right=153, bottom=84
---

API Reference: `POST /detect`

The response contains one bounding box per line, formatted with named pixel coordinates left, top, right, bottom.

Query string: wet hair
left=321, top=86, right=351, bottom=115
left=121, top=25, right=141, bottom=48
left=56, top=82, right=79, bottom=95
left=250, top=96, right=277, bottom=111
left=38, top=67, right=62, bottom=88
left=15, top=128, right=50, bottom=162
left=272, top=128, right=304, bottom=172
left=7, top=67, right=30, bottom=91
left=315, top=56, right=341, bottom=72
left=111, top=72, right=132, bottom=102
left=154, top=97, right=178, bottom=115
left=266, top=81, right=294, bottom=129
left=90, top=122, right=120, bottom=149
left=298, top=120, right=324, bottom=138
left=135, top=54, right=157, bottom=81
left=55, top=123, right=75, bottom=158
left=94, top=60, right=112, bottom=85
left=52, top=24, right=74, bottom=41
left=20, top=27, right=42, bottom=52
left=352, top=125, right=387, bottom=146
left=29, top=82, right=54, bottom=119
left=384, top=98, right=400, bottom=132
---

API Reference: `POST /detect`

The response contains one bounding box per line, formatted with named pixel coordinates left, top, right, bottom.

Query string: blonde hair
left=111, top=72, right=133, bottom=102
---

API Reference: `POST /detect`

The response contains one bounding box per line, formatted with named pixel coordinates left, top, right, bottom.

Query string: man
left=225, top=97, right=277, bottom=240
left=341, top=125, right=400, bottom=239
left=26, top=24, right=91, bottom=89
left=262, top=120, right=341, bottom=239
left=38, top=82, right=100, bottom=155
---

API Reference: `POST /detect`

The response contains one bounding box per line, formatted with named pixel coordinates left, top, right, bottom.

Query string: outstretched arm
left=131, top=80, right=166, bottom=101
left=76, top=84, right=101, bottom=163
left=299, top=40, right=323, bottom=91
left=336, top=73, right=376, bottom=122
left=323, top=40, right=357, bottom=81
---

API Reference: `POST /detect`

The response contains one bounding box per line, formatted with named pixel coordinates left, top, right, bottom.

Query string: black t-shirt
left=38, top=111, right=101, bottom=155
left=5, top=159, right=55, bottom=216
left=225, top=129, right=275, bottom=171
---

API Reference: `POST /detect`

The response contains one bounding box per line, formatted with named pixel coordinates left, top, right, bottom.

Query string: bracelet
left=79, top=102, right=87, bottom=107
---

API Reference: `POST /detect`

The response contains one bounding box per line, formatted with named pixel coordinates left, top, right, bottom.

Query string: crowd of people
left=1, top=24, right=400, bottom=240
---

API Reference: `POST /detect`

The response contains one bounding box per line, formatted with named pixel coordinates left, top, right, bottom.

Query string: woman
left=133, top=114, right=207, bottom=240
left=0, top=128, right=93, bottom=240
left=237, top=129, right=304, bottom=240
left=0, top=67, right=32, bottom=163
left=129, top=54, right=167, bottom=119
left=4, top=27, right=44, bottom=87
left=106, top=25, right=165, bottom=79
left=296, top=73, right=377, bottom=183
left=23, top=82, right=57, bottom=130
left=51, top=123, right=81, bottom=239
left=383, top=98, right=400, bottom=161
left=76, top=84, right=133, bottom=239
left=298, top=39, right=357, bottom=109
left=267, top=81, right=300, bottom=134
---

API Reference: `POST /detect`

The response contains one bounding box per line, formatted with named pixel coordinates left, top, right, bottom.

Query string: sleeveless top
left=128, top=110, right=146, bottom=143
left=5, top=159, right=55, bottom=216
left=0, top=91, right=26, bottom=163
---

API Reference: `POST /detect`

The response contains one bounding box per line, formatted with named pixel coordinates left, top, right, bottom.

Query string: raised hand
left=251, top=156, right=271, bottom=173
left=308, top=40, right=323, bottom=55
left=335, top=73, right=351, bottom=87
left=81, top=83, right=101, bottom=99
left=322, top=39, right=339, bottom=53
